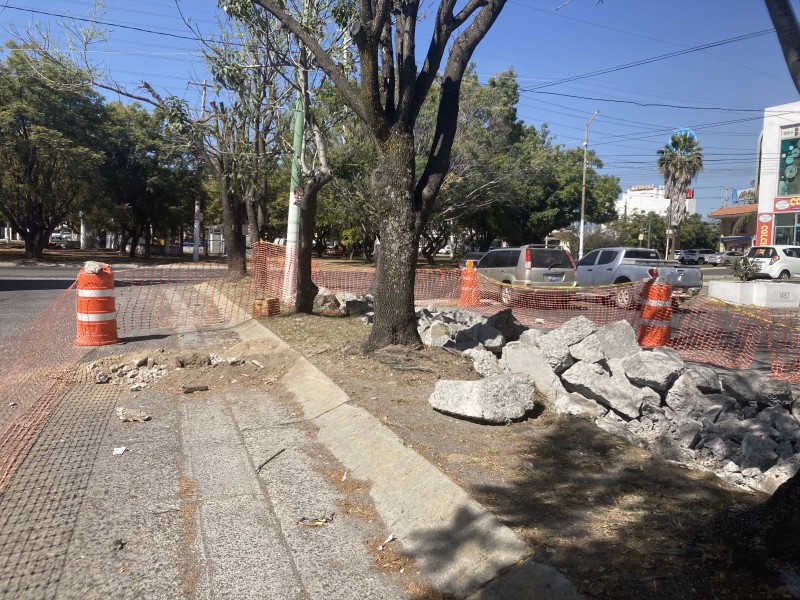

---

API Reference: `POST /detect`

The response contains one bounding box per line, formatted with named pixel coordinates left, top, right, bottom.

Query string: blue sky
left=1, top=0, right=798, bottom=218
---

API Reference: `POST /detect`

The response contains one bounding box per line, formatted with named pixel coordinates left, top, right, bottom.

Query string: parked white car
left=746, top=245, right=800, bottom=279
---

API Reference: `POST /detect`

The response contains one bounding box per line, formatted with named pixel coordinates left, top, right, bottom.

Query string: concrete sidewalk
left=0, top=319, right=581, bottom=600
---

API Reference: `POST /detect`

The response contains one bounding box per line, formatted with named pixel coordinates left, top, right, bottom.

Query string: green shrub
left=730, top=256, right=762, bottom=281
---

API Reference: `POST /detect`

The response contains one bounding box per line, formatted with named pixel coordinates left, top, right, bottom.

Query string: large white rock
left=558, top=315, right=597, bottom=346
left=569, top=334, right=605, bottom=363
left=622, top=351, right=684, bottom=391
left=536, top=330, right=574, bottom=374
left=428, top=376, right=536, bottom=423
left=561, top=361, right=642, bottom=420
left=464, top=347, right=503, bottom=378
left=500, top=342, right=565, bottom=405
left=593, top=320, right=641, bottom=360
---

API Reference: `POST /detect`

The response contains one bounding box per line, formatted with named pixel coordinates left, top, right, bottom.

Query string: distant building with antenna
left=616, top=185, right=696, bottom=219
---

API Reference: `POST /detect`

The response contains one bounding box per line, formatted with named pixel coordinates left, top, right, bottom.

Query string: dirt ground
left=260, top=311, right=795, bottom=600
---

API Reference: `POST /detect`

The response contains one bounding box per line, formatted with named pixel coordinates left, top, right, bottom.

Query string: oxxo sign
left=774, top=197, right=800, bottom=212
left=757, top=213, right=774, bottom=246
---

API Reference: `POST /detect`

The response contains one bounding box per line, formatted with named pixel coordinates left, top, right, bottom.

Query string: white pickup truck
left=576, top=247, right=703, bottom=308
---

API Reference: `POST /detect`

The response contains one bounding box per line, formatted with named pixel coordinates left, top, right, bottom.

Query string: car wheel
left=614, top=285, right=635, bottom=310
left=697, top=257, right=705, bottom=265
left=723, top=259, right=730, bottom=266
left=500, top=285, right=516, bottom=306
left=778, top=270, right=791, bottom=280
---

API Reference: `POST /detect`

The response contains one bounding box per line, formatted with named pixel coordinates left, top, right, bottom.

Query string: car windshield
left=624, top=249, right=660, bottom=259
left=748, top=247, right=775, bottom=258
left=532, top=249, right=571, bottom=269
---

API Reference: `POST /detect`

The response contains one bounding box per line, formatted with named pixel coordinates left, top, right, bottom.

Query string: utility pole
left=578, top=109, right=600, bottom=260
left=721, top=186, right=732, bottom=207
left=188, top=80, right=208, bottom=263
left=282, top=6, right=310, bottom=302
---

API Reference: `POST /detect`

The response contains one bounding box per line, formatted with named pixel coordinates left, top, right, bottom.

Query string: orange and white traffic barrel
left=75, top=261, right=119, bottom=346
left=459, top=260, right=480, bottom=308
left=637, top=277, right=672, bottom=348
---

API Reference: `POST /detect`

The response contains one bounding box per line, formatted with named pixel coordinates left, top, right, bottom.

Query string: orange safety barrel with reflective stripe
left=637, top=278, right=672, bottom=348
left=459, top=264, right=480, bottom=308
left=75, top=262, right=119, bottom=346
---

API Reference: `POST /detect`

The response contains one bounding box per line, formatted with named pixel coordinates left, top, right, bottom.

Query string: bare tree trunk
left=766, top=0, right=800, bottom=94
left=128, top=233, right=139, bottom=258
left=143, top=227, right=152, bottom=260
left=219, top=172, right=247, bottom=277
left=364, top=132, right=422, bottom=351
left=245, top=190, right=260, bottom=247
left=296, top=175, right=331, bottom=313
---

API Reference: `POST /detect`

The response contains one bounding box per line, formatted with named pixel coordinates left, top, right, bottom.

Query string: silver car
left=475, top=245, right=576, bottom=304
left=707, top=251, right=743, bottom=266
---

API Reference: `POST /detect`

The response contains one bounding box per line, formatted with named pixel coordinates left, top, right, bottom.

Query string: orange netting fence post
left=75, top=261, right=119, bottom=346
left=637, top=277, right=672, bottom=347
left=458, top=261, right=480, bottom=308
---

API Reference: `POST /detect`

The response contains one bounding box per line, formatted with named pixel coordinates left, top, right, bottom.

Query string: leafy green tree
left=0, top=44, right=103, bottom=258
left=678, top=213, right=720, bottom=250
left=418, top=67, right=524, bottom=260
left=97, top=102, right=199, bottom=258
left=458, top=123, right=620, bottom=248
left=594, top=211, right=669, bottom=254
left=656, top=132, right=704, bottom=253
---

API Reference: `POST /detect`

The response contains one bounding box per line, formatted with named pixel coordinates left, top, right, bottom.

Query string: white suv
left=746, top=245, right=800, bottom=280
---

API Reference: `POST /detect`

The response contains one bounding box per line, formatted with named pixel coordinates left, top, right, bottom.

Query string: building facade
left=756, top=101, right=800, bottom=246
left=707, top=204, right=757, bottom=252
left=616, top=185, right=696, bottom=220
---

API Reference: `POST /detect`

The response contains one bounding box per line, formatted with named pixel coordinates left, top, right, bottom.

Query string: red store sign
left=757, top=213, right=774, bottom=246
left=774, top=197, right=800, bottom=212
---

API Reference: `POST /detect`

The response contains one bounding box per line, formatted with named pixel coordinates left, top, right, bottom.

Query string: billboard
left=778, top=128, right=800, bottom=196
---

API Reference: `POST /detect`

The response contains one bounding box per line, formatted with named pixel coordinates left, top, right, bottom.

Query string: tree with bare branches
left=250, top=0, right=508, bottom=350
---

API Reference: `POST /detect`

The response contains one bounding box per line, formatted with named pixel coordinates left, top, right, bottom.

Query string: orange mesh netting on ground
left=3, top=243, right=800, bottom=493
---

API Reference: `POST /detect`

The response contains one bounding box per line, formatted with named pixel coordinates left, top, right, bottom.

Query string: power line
left=520, top=29, right=774, bottom=91
left=1, top=4, right=208, bottom=43
left=523, top=90, right=765, bottom=113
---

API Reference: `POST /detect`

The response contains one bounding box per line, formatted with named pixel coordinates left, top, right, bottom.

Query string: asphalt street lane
left=0, top=267, right=77, bottom=341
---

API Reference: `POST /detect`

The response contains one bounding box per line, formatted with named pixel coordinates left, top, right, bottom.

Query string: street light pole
left=579, top=109, right=600, bottom=260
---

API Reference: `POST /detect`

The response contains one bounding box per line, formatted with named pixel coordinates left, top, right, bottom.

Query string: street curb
left=235, top=319, right=583, bottom=599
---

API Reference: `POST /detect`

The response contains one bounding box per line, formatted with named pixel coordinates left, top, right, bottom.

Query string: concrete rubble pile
left=89, top=354, right=170, bottom=391
left=88, top=352, right=251, bottom=392
left=417, top=307, right=800, bottom=494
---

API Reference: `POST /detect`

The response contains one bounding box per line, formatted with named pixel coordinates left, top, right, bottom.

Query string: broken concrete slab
left=561, top=361, right=642, bottom=420
left=621, top=351, right=684, bottom=392
left=428, top=376, right=536, bottom=424
left=593, top=320, right=640, bottom=360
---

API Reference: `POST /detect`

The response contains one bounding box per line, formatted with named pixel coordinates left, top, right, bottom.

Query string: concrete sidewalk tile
left=194, top=496, right=305, bottom=600
left=240, top=319, right=583, bottom=599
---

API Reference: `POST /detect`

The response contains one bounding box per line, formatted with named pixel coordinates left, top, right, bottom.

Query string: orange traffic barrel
left=75, top=261, right=119, bottom=346
left=459, top=261, right=480, bottom=308
left=637, top=277, right=672, bottom=348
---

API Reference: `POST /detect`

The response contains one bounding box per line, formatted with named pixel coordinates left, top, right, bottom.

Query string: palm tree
left=657, top=132, right=704, bottom=254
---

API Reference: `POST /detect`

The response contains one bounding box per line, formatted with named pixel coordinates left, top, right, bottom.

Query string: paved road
left=0, top=267, right=77, bottom=341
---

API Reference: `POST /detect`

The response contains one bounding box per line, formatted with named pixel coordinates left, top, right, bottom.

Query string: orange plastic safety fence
left=114, top=262, right=263, bottom=333
left=766, top=309, right=800, bottom=382
left=0, top=287, right=87, bottom=492
left=471, top=273, right=641, bottom=329
left=5, top=244, right=800, bottom=495
left=661, top=296, right=764, bottom=369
